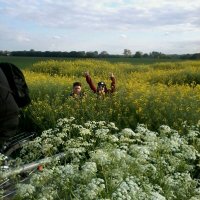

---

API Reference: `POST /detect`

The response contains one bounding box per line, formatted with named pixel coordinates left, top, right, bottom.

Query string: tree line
left=0, top=49, right=200, bottom=60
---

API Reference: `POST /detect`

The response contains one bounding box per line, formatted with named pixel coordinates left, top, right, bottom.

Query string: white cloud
left=120, top=34, right=127, bottom=38
left=1, top=0, right=200, bottom=30
left=1, top=0, right=200, bottom=53
left=0, top=25, right=30, bottom=42
left=52, top=35, right=61, bottom=39
left=16, top=35, right=31, bottom=42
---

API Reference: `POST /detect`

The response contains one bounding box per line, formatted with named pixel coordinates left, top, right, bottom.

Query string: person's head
left=72, top=82, right=82, bottom=95
left=97, top=81, right=107, bottom=94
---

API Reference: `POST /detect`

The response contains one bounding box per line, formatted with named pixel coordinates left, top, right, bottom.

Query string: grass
left=0, top=56, right=181, bottom=69
left=0, top=56, right=69, bottom=69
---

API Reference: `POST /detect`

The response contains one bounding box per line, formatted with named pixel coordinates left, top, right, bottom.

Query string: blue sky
left=0, top=0, right=200, bottom=54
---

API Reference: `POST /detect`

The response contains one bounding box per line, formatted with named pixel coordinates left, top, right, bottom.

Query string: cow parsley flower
left=79, top=127, right=92, bottom=136
left=91, top=149, right=110, bottom=165
left=108, top=135, right=119, bottom=143
left=16, top=184, right=35, bottom=198
left=129, top=145, right=150, bottom=159
left=82, top=162, right=97, bottom=175
left=112, top=149, right=127, bottom=161
left=59, top=164, right=75, bottom=176
left=119, top=128, right=136, bottom=137
left=95, top=128, right=110, bottom=138
left=84, top=121, right=97, bottom=129
left=107, top=122, right=119, bottom=130
left=151, top=191, right=166, bottom=200
left=112, top=176, right=140, bottom=199
left=135, top=124, right=148, bottom=134
left=158, top=125, right=171, bottom=135
left=187, top=130, right=199, bottom=138
left=84, top=178, right=105, bottom=199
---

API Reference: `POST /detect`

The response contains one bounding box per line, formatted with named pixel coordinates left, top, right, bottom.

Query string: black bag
left=0, top=62, right=31, bottom=108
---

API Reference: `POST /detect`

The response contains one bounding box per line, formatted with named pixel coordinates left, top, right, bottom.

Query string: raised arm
left=84, top=72, right=97, bottom=93
left=110, top=73, right=115, bottom=93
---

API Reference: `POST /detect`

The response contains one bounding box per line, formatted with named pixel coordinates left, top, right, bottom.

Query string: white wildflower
left=79, top=127, right=92, bottom=136
left=41, top=129, right=53, bottom=138
left=68, top=147, right=86, bottom=154
left=135, top=124, right=148, bottom=134
left=16, top=184, right=35, bottom=198
left=112, top=176, right=140, bottom=199
left=187, top=130, right=199, bottom=138
left=151, top=191, right=166, bottom=200
left=84, top=121, right=97, bottom=129
left=91, top=149, right=110, bottom=165
left=97, top=121, right=106, bottom=127
left=120, top=145, right=129, bottom=151
left=84, top=178, right=105, bottom=199
left=112, top=149, right=127, bottom=161
left=59, top=164, right=75, bottom=176
left=95, top=128, right=110, bottom=138
left=0, top=154, right=8, bottom=166
left=189, top=197, right=200, bottom=200
left=144, top=130, right=158, bottom=141
left=107, top=122, right=119, bottom=130
left=119, top=128, right=136, bottom=137
left=179, top=144, right=197, bottom=160
left=82, top=162, right=97, bottom=174
left=108, top=135, right=119, bottom=143
left=159, top=125, right=171, bottom=134
left=129, top=145, right=150, bottom=159
left=42, top=143, right=54, bottom=154
left=56, top=117, right=75, bottom=127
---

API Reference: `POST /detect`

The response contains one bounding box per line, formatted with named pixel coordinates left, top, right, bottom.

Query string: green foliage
left=0, top=56, right=180, bottom=70
left=30, top=59, right=120, bottom=77
left=149, top=69, right=200, bottom=86
left=23, top=92, right=137, bottom=132
left=135, top=85, right=200, bottom=130
left=0, top=56, right=55, bottom=69
left=148, top=61, right=200, bottom=85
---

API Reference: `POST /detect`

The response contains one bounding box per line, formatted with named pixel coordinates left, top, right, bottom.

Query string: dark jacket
left=0, top=68, right=19, bottom=148
left=69, top=92, right=86, bottom=99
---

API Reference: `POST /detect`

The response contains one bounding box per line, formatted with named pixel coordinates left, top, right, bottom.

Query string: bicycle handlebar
left=1, top=152, right=66, bottom=179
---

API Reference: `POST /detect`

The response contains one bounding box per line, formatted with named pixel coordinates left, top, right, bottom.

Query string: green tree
left=123, top=49, right=132, bottom=57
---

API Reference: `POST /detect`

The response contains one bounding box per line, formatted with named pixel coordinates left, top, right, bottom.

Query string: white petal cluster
left=91, top=149, right=110, bottom=165
left=158, top=125, right=172, bottom=134
left=151, top=191, right=166, bottom=200
left=95, top=128, right=110, bottom=138
left=82, top=162, right=97, bottom=175
left=79, top=127, right=92, bottom=136
left=0, top=153, right=7, bottom=166
left=112, top=176, right=141, bottom=199
left=119, top=128, right=136, bottom=137
left=16, top=184, right=35, bottom=198
left=84, top=178, right=105, bottom=199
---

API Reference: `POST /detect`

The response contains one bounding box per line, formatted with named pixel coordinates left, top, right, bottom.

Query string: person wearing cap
left=84, top=71, right=115, bottom=96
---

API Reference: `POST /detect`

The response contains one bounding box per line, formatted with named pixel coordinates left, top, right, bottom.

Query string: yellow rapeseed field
left=22, top=59, right=200, bottom=132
